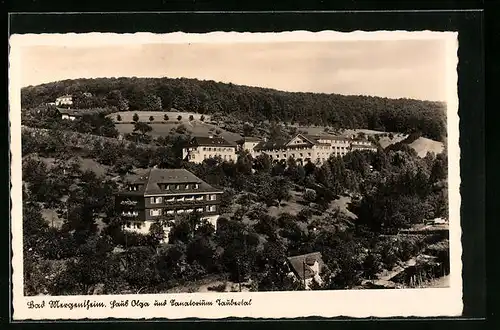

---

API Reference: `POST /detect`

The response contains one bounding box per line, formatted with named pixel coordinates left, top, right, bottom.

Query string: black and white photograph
left=10, top=30, right=461, bottom=320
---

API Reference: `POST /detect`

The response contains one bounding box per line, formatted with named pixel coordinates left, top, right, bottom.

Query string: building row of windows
left=150, top=194, right=217, bottom=204
left=127, top=183, right=201, bottom=192
left=149, top=205, right=217, bottom=217
left=124, top=222, right=170, bottom=229
left=200, top=147, right=236, bottom=152
left=202, top=154, right=233, bottom=160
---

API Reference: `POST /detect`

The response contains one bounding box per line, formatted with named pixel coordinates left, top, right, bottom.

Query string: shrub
left=116, top=114, right=122, bottom=122
left=164, top=114, right=169, bottom=121
left=189, top=115, right=194, bottom=121
left=132, top=113, right=139, bottom=122
left=208, top=283, right=227, bottom=292
left=149, top=116, right=154, bottom=122
left=177, top=115, right=182, bottom=121
left=303, top=189, right=317, bottom=203
left=200, top=115, right=205, bottom=122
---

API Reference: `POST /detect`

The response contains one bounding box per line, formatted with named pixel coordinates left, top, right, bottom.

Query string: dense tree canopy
left=21, top=77, right=446, bottom=140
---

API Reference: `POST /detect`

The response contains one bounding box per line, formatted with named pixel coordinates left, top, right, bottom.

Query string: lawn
left=114, top=121, right=242, bottom=143
left=409, top=137, right=445, bottom=157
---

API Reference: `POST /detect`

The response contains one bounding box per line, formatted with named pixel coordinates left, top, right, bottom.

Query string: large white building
left=55, top=95, right=73, bottom=107
left=248, top=133, right=377, bottom=165
left=182, top=136, right=238, bottom=163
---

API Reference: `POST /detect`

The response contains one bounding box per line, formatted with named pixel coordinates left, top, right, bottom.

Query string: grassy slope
left=408, top=137, right=445, bottom=157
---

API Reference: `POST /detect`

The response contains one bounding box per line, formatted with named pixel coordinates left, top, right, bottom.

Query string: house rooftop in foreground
left=287, top=252, right=324, bottom=280
left=120, top=168, right=222, bottom=196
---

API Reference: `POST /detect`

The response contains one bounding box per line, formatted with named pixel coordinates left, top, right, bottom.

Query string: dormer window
left=176, top=185, right=180, bottom=190
left=185, top=184, right=190, bottom=189
left=165, top=185, right=170, bottom=190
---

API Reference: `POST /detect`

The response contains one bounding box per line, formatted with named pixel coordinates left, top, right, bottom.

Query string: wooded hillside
left=21, top=77, right=447, bottom=141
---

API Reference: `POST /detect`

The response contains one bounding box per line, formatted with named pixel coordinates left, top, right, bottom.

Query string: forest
left=21, top=77, right=447, bottom=141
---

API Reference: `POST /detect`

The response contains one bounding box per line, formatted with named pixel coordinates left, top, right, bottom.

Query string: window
left=150, top=209, right=162, bottom=217
left=165, top=185, right=170, bottom=190
left=177, top=196, right=185, bottom=202
left=196, top=196, right=204, bottom=201
left=176, top=185, right=180, bottom=190
left=194, top=184, right=199, bottom=189
left=229, top=155, right=232, bottom=160
left=210, top=194, right=217, bottom=201
left=206, top=205, right=216, bottom=212
left=166, top=197, right=175, bottom=202
left=197, top=208, right=203, bottom=212
left=167, top=210, right=175, bottom=215
left=177, top=209, right=185, bottom=214
left=203, top=147, right=206, bottom=151
left=185, top=184, right=190, bottom=189
left=186, top=209, right=194, bottom=213
left=208, top=147, right=212, bottom=151
left=150, top=197, right=162, bottom=204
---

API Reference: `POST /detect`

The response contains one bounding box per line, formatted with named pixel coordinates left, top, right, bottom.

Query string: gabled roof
left=188, top=136, right=237, bottom=148
left=119, top=168, right=222, bottom=196
left=253, top=140, right=289, bottom=151
left=287, top=252, right=324, bottom=280
left=304, top=134, right=352, bottom=142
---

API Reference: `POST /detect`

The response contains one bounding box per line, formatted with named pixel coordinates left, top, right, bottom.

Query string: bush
left=177, top=115, right=182, bottom=121
left=133, top=113, right=139, bottom=122
left=149, top=116, right=154, bottom=122
left=303, top=189, right=317, bottom=203
left=116, top=114, right=122, bottom=122
left=189, top=115, right=194, bottom=121
left=200, top=115, right=205, bottom=122
left=207, top=283, right=227, bottom=292
left=164, top=114, right=169, bottom=121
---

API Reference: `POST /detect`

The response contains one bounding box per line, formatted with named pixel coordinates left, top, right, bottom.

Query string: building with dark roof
left=286, top=252, right=325, bottom=289
left=236, top=136, right=264, bottom=156
left=182, top=135, right=238, bottom=163
left=115, top=168, right=223, bottom=240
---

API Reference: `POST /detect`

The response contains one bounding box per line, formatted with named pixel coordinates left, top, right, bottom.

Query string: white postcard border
left=10, top=30, right=461, bottom=320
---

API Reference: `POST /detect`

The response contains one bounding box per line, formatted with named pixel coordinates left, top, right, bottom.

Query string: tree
left=132, top=113, right=139, bottom=122
left=106, top=90, right=129, bottom=111
left=143, top=94, right=162, bottom=111
left=189, top=115, right=194, bottom=121
left=149, top=116, right=155, bottom=122
left=133, top=122, right=153, bottom=135
left=177, top=115, right=182, bottom=122
left=116, top=114, right=122, bottom=121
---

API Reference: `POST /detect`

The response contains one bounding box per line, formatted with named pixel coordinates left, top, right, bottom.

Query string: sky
left=20, top=40, right=447, bottom=101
